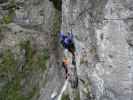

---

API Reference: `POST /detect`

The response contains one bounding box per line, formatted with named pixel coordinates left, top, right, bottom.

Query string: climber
left=60, top=32, right=76, bottom=65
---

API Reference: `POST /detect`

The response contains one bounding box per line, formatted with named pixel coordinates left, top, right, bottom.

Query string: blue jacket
left=60, top=32, right=73, bottom=48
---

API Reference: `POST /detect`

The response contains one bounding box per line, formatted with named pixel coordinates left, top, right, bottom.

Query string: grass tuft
left=61, top=94, right=70, bottom=100
left=3, top=15, right=12, bottom=24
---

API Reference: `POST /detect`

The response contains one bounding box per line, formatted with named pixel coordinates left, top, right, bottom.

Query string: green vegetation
left=82, top=80, right=94, bottom=99
left=2, top=0, right=17, bottom=24
left=75, top=92, right=80, bottom=100
left=8, top=0, right=16, bottom=15
left=19, top=40, right=34, bottom=66
left=50, top=9, right=61, bottom=49
left=61, top=94, right=70, bottom=100
left=0, top=75, right=37, bottom=100
left=51, top=0, right=61, bottom=37
left=46, top=0, right=61, bottom=49
left=52, top=10, right=61, bottom=37
left=0, top=49, right=17, bottom=77
left=0, top=40, right=49, bottom=100
left=0, top=49, right=29, bottom=100
left=3, top=15, right=12, bottom=24
left=61, top=93, right=80, bottom=100
left=19, top=40, right=49, bottom=71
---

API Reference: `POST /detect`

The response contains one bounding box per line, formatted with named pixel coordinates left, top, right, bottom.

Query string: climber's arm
left=60, top=32, right=66, bottom=41
left=68, top=32, right=74, bottom=41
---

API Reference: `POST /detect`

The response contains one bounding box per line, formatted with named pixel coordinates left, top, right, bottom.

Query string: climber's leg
left=62, top=62, right=68, bottom=79
left=69, top=43, right=75, bottom=56
left=68, top=43, right=76, bottom=65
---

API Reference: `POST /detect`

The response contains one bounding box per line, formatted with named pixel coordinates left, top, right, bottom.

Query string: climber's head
left=60, top=32, right=74, bottom=49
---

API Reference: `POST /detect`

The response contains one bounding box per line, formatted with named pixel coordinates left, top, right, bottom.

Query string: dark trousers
left=67, top=43, right=75, bottom=57
left=61, top=40, right=75, bottom=56
left=62, top=62, right=68, bottom=75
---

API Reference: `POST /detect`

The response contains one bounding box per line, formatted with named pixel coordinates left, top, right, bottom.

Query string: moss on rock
left=0, top=49, right=17, bottom=78
left=52, top=9, right=61, bottom=37
left=0, top=40, right=49, bottom=100
left=3, top=15, right=12, bottom=24
left=19, top=40, right=49, bottom=72
left=2, top=0, right=17, bottom=24
left=61, top=94, right=70, bottom=100
left=0, top=73, right=38, bottom=100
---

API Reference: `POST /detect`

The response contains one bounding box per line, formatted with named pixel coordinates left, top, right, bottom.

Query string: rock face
left=62, top=0, right=133, bottom=100
left=0, top=0, right=133, bottom=100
